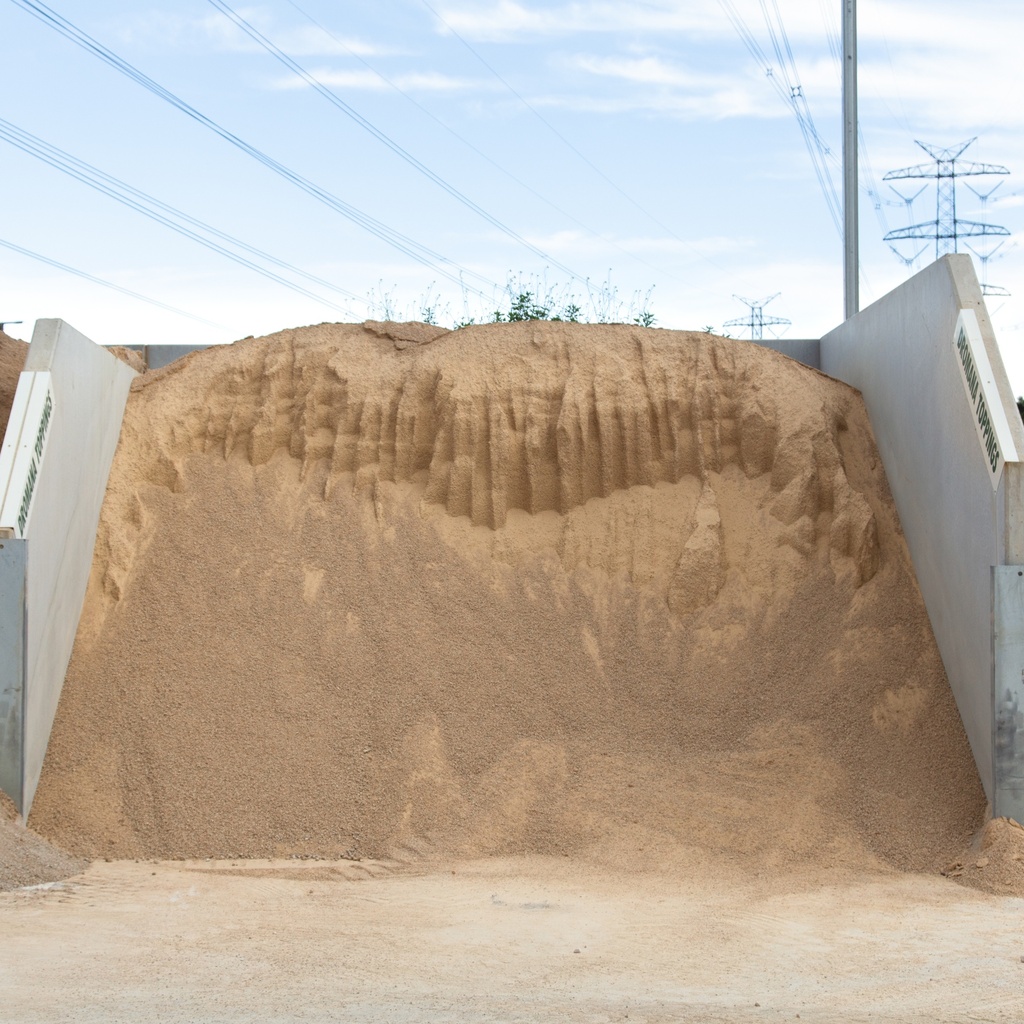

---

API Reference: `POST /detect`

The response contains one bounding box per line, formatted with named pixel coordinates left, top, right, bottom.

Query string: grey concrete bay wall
left=749, top=337, right=820, bottom=369
left=137, top=344, right=223, bottom=370
left=821, top=256, right=1024, bottom=807
left=0, top=539, right=26, bottom=805
left=131, top=338, right=823, bottom=372
left=0, top=320, right=136, bottom=815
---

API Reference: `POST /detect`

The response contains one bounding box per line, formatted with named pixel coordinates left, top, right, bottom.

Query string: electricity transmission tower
left=962, top=179, right=1012, bottom=296
left=882, top=139, right=1010, bottom=273
left=723, top=294, right=791, bottom=341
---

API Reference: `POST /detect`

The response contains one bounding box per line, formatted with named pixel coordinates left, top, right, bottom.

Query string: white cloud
left=266, top=27, right=387, bottom=58
left=993, top=194, right=1024, bottom=210
left=431, top=0, right=724, bottom=41
left=860, top=54, right=1024, bottom=135
left=567, top=54, right=719, bottom=90
left=114, top=7, right=392, bottom=58
left=270, top=69, right=493, bottom=93
left=542, top=53, right=783, bottom=120
left=858, top=0, right=1024, bottom=51
left=528, top=88, right=777, bottom=120
left=432, top=0, right=860, bottom=43
left=527, top=230, right=753, bottom=258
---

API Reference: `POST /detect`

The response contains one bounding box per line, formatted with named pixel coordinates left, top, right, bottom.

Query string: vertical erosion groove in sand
left=29, top=322, right=985, bottom=873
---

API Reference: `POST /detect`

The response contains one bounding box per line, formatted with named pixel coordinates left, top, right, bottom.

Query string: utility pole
left=883, top=139, right=1009, bottom=260
left=723, top=295, right=791, bottom=341
left=843, top=0, right=858, bottom=320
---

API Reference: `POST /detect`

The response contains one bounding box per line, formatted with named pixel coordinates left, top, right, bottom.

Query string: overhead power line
left=9, top=0, right=498, bottom=297
left=0, top=116, right=361, bottom=317
left=0, top=236, right=223, bottom=327
left=726, top=0, right=899, bottom=252
left=280, top=0, right=689, bottom=288
left=718, top=0, right=841, bottom=237
left=818, top=0, right=842, bottom=67
left=415, top=0, right=726, bottom=274
left=208, top=0, right=587, bottom=285
left=962, top=179, right=1013, bottom=297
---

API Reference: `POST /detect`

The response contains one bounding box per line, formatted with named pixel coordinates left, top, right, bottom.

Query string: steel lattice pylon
left=722, top=294, right=791, bottom=341
left=883, top=139, right=1010, bottom=260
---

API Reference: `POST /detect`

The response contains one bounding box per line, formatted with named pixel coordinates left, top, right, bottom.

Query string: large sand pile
left=31, top=321, right=986, bottom=876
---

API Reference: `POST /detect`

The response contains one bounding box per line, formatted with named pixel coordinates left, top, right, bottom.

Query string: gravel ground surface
left=1, top=856, right=1022, bottom=1023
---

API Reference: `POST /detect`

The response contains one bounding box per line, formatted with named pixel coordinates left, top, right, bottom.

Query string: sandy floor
left=1, top=857, right=1022, bottom=1023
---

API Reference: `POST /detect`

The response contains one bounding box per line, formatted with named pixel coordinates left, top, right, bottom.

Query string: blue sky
left=2, top=0, right=1022, bottom=388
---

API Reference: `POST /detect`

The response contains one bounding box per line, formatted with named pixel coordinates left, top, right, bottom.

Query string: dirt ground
left=1, top=856, right=1022, bottom=1024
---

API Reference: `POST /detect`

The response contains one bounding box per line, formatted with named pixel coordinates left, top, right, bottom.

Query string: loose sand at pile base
left=32, top=320, right=990, bottom=881
left=3, top=856, right=1024, bottom=1023
left=0, top=794, right=86, bottom=892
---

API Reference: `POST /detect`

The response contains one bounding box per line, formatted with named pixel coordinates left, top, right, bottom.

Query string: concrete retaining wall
left=0, top=320, right=136, bottom=815
left=821, top=256, right=1024, bottom=810
left=749, top=337, right=820, bottom=369
left=135, top=344, right=222, bottom=370
left=0, top=539, right=26, bottom=806
left=124, top=338, right=823, bottom=373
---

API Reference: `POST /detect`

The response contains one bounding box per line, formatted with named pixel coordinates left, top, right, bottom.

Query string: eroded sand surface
left=1, top=857, right=1023, bottom=1023
left=29, top=320, right=991, bottom=873
left=28, top=320, right=988, bottom=880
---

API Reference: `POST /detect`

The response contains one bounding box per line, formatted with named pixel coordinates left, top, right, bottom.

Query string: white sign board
left=953, top=309, right=1018, bottom=490
left=0, top=371, right=55, bottom=537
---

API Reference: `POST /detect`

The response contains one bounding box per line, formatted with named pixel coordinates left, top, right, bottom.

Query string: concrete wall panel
left=21, top=320, right=137, bottom=813
left=138, top=344, right=219, bottom=370
left=821, top=256, right=1024, bottom=804
left=0, top=320, right=136, bottom=814
left=748, top=337, right=820, bottom=369
left=126, top=339, right=823, bottom=373
left=0, top=539, right=26, bottom=805
left=994, top=566, right=1024, bottom=823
